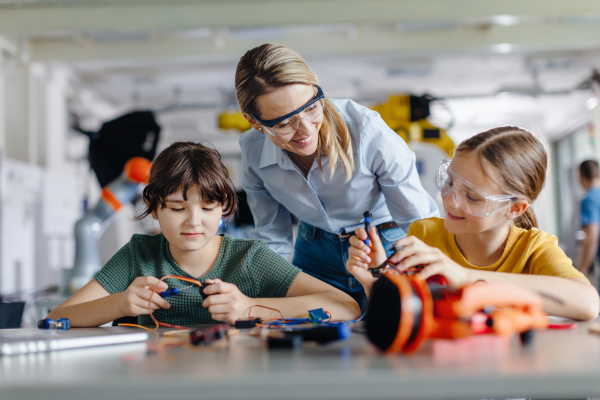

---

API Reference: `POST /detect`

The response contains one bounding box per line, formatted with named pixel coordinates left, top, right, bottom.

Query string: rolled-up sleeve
left=362, top=114, right=439, bottom=232
left=241, top=151, right=294, bottom=259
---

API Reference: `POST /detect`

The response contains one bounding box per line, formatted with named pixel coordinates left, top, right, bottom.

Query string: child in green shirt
left=48, top=142, right=360, bottom=327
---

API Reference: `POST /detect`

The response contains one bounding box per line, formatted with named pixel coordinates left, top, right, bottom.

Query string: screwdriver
left=159, top=285, right=194, bottom=298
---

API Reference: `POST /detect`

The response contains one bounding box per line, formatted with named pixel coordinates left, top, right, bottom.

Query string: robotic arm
left=63, top=157, right=152, bottom=295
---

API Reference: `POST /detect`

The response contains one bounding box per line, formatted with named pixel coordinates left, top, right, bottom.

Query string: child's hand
left=389, top=236, right=474, bottom=288
left=118, top=276, right=171, bottom=317
left=346, top=226, right=388, bottom=297
left=202, top=279, right=253, bottom=325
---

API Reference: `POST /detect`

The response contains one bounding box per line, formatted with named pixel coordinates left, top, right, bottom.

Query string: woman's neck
left=286, top=150, right=317, bottom=178
left=168, top=235, right=223, bottom=278
left=454, top=224, right=511, bottom=267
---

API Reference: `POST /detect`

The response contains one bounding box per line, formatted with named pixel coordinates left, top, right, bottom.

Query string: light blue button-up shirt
left=239, top=99, right=439, bottom=259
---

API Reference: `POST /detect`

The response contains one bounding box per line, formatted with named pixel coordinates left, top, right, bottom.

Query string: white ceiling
left=2, top=0, right=600, bottom=145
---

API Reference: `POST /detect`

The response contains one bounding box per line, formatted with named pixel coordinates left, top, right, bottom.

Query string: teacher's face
left=251, top=84, right=322, bottom=157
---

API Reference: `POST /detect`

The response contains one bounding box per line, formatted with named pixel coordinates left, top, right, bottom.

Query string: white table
left=1, top=321, right=600, bottom=400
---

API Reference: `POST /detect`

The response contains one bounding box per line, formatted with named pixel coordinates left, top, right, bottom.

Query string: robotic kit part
left=190, top=324, right=230, bottom=346
left=235, top=317, right=262, bottom=329
left=38, top=318, right=71, bottom=330
left=267, top=333, right=303, bottom=350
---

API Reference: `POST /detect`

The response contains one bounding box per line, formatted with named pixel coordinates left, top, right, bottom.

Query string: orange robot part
left=124, top=157, right=152, bottom=184
left=368, top=271, right=548, bottom=354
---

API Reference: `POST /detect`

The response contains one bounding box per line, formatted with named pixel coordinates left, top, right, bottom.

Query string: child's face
left=152, top=186, right=223, bottom=255
left=441, top=152, right=517, bottom=236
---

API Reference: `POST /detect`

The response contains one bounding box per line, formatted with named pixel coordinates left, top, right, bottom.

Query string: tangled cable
left=119, top=275, right=202, bottom=332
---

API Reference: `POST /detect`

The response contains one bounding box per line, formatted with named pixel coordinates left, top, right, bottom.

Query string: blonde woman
left=236, top=44, right=438, bottom=308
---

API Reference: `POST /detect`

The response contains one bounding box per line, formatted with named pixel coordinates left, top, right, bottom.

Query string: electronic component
left=308, top=308, right=329, bottom=323
left=159, top=285, right=193, bottom=298
left=299, top=325, right=351, bottom=344
left=189, top=324, right=230, bottom=346
left=200, top=282, right=215, bottom=300
left=37, top=318, right=71, bottom=330
left=267, top=333, right=302, bottom=349
left=235, top=317, right=262, bottom=329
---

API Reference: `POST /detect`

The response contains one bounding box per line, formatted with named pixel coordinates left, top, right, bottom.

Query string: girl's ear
left=505, top=200, right=528, bottom=220
left=242, top=113, right=262, bottom=131
left=151, top=209, right=158, bottom=220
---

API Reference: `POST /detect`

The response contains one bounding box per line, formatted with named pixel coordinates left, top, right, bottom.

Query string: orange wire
left=247, top=305, right=284, bottom=320
left=119, top=275, right=203, bottom=332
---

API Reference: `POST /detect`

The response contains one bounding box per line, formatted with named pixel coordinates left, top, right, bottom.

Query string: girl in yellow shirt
left=347, top=126, right=599, bottom=320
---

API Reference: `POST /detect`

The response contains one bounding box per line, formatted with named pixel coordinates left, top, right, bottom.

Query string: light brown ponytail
left=455, top=126, right=548, bottom=230
left=235, top=44, right=354, bottom=181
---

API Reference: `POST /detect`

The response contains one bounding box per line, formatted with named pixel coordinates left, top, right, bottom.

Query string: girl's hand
left=346, top=226, right=388, bottom=297
left=389, top=236, right=474, bottom=288
left=118, top=276, right=171, bottom=317
left=202, top=279, right=254, bottom=325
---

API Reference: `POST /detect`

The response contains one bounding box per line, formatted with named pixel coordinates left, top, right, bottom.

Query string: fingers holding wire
left=388, top=236, right=431, bottom=264
left=349, top=231, right=371, bottom=255
left=348, top=244, right=371, bottom=267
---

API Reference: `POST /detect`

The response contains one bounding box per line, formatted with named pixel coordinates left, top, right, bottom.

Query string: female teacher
left=236, top=44, right=438, bottom=305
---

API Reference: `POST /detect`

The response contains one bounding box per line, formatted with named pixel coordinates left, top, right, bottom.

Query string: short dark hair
left=136, top=141, right=237, bottom=220
left=580, top=159, right=600, bottom=181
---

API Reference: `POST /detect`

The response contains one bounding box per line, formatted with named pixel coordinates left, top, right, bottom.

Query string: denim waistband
left=298, top=221, right=341, bottom=241
left=298, top=220, right=397, bottom=242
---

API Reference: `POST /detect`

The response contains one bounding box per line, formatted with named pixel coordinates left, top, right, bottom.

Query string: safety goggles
left=437, top=159, right=519, bottom=217
left=250, top=86, right=325, bottom=137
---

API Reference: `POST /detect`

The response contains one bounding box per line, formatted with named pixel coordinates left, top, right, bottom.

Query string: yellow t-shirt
left=407, top=217, right=585, bottom=280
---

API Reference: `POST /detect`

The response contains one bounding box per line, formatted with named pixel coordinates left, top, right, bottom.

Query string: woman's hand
left=389, top=236, right=474, bottom=288
left=202, top=279, right=254, bottom=325
left=117, top=276, right=171, bottom=317
left=346, top=226, right=388, bottom=297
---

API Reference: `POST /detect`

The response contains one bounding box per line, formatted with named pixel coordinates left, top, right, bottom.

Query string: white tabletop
left=1, top=321, right=600, bottom=400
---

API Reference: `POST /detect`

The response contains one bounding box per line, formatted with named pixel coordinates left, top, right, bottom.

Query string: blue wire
left=261, top=313, right=366, bottom=329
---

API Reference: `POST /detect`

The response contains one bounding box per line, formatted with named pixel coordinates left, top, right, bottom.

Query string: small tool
left=369, top=246, right=402, bottom=278
left=368, top=245, right=425, bottom=278
left=363, top=211, right=372, bottom=245
left=200, top=281, right=215, bottom=299
left=159, top=285, right=194, bottom=298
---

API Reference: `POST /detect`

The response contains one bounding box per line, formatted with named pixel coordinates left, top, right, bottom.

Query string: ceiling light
left=489, top=15, right=522, bottom=27
left=586, top=97, right=599, bottom=110
left=492, top=43, right=513, bottom=54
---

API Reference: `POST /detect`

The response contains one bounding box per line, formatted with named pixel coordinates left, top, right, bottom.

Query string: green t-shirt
left=94, top=233, right=301, bottom=325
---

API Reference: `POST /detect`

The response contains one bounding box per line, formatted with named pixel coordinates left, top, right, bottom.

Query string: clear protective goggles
left=250, top=86, right=325, bottom=137
left=437, top=159, right=519, bottom=217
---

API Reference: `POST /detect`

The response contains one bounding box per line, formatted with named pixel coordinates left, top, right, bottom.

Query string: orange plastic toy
left=366, top=271, right=548, bottom=354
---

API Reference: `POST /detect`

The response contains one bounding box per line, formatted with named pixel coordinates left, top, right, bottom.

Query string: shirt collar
left=258, top=136, right=297, bottom=171
left=258, top=135, right=278, bottom=168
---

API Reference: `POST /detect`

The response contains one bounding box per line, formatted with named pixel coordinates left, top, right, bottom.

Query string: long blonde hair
left=235, top=44, right=354, bottom=181
left=455, top=126, right=548, bottom=230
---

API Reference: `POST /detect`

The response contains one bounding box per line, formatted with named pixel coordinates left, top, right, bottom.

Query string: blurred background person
left=578, top=159, right=600, bottom=282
